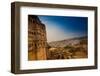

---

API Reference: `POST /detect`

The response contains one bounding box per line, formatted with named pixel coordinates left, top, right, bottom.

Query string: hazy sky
left=38, top=15, right=88, bottom=42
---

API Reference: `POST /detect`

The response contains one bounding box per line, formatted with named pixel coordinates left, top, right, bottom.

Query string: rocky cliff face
left=28, top=15, right=47, bottom=60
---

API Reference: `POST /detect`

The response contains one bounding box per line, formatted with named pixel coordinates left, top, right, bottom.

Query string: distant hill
left=48, top=36, right=87, bottom=47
